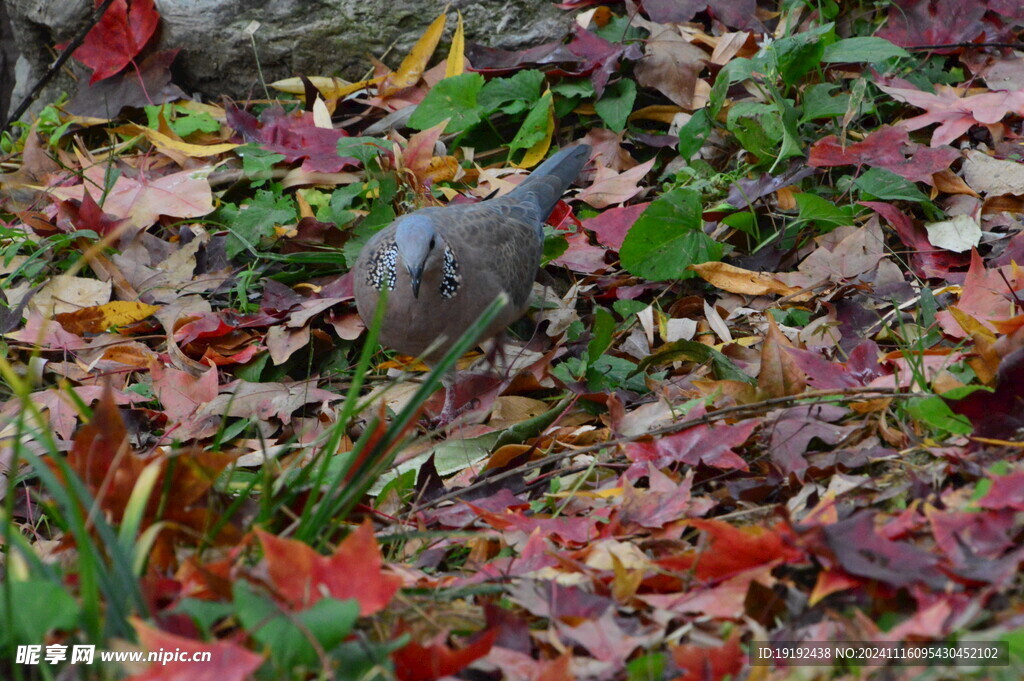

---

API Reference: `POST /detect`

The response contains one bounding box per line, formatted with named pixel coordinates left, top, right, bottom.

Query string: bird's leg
left=481, top=333, right=510, bottom=379
left=437, top=370, right=460, bottom=425
left=435, top=369, right=482, bottom=426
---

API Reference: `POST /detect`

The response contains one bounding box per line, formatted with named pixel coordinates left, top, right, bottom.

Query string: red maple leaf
left=392, top=628, right=498, bottom=681
left=70, top=0, right=160, bottom=84
left=127, top=619, right=263, bottom=681
left=257, top=520, right=401, bottom=615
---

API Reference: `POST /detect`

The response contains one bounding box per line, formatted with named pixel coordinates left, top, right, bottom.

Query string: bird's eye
left=429, top=237, right=436, bottom=249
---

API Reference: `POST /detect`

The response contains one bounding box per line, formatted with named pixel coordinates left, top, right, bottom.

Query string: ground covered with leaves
left=2, top=0, right=1024, bottom=679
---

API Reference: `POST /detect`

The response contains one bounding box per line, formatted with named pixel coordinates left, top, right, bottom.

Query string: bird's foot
left=434, top=387, right=479, bottom=427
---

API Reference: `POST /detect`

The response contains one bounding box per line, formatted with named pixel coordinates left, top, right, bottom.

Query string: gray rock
left=2, top=0, right=571, bottom=122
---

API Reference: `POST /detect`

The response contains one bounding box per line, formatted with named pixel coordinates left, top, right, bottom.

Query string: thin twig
left=1, top=0, right=117, bottom=135
left=408, top=386, right=923, bottom=514
left=904, top=42, right=1024, bottom=51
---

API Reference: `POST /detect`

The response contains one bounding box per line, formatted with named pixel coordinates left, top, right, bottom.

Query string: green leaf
left=795, top=193, right=853, bottom=228
left=221, top=188, right=297, bottom=257
left=588, top=307, right=615, bottom=363
left=235, top=144, right=286, bottom=187
left=479, top=69, right=544, bottom=115
left=755, top=23, right=833, bottom=86
left=321, top=182, right=363, bottom=225
left=635, top=339, right=754, bottom=384
left=146, top=104, right=221, bottom=137
left=336, top=136, right=386, bottom=165
left=800, top=83, right=852, bottom=122
left=822, top=37, right=909, bottom=63
left=709, top=58, right=753, bottom=119
left=613, top=299, right=648, bottom=318
left=542, top=232, right=569, bottom=263
left=586, top=355, right=649, bottom=393
left=595, top=79, right=636, bottom=133
left=727, top=101, right=784, bottom=161
left=854, top=167, right=928, bottom=203
left=551, top=78, right=596, bottom=99
left=593, top=14, right=647, bottom=43
left=721, top=211, right=757, bottom=235
left=620, top=188, right=724, bottom=280
left=775, top=95, right=804, bottom=162
left=627, top=653, right=667, bottom=681
left=234, top=581, right=359, bottom=669
left=907, top=396, right=973, bottom=435
left=408, top=73, right=486, bottom=133
left=171, top=598, right=235, bottom=637
left=342, top=199, right=396, bottom=267
left=0, top=581, right=80, bottom=647
left=509, top=91, right=553, bottom=157
left=678, top=108, right=712, bottom=159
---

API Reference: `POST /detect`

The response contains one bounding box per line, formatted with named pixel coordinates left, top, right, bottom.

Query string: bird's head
left=394, top=214, right=439, bottom=298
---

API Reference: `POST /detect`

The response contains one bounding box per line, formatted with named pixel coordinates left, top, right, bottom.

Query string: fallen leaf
left=69, top=0, right=160, bottom=83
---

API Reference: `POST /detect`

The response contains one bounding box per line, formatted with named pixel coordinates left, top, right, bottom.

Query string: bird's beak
left=408, top=266, right=422, bottom=298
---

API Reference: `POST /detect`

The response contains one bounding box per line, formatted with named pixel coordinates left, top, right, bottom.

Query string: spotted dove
left=354, top=144, right=591, bottom=421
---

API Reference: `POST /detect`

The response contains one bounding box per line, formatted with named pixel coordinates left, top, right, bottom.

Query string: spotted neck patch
left=440, top=245, right=461, bottom=298
left=366, top=239, right=398, bottom=291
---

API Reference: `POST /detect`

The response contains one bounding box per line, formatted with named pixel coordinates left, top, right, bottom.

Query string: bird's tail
left=506, top=144, right=591, bottom=224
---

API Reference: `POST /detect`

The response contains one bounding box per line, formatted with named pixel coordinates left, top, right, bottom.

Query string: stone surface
left=2, top=0, right=571, bottom=121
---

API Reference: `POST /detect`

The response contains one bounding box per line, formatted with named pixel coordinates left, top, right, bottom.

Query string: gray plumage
left=354, top=144, right=591, bottom=367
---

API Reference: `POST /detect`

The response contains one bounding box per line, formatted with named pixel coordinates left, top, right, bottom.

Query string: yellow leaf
left=610, top=553, right=643, bottom=604
left=445, top=10, right=465, bottom=78
left=269, top=75, right=385, bottom=100
left=513, top=92, right=554, bottom=169
left=971, top=436, right=1024, bottom=448
left=688, top=261, right=798, bottom=297
left=53, top=301, right=160, bottom=334
left=947, top=305, right=997, bottom=342
left=629, top=104, right=684, bottom=124
left=114, top=123, right=238, bottom=158
left=384, top=9, right=448, bottom=93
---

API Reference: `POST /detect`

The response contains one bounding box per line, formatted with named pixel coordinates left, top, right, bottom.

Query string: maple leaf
left=556, top=609, right=658, bottom=666
left=127, top=618, right=263, bottom=681
left=767, top=404, right=859, bottom=479
left=57, top=383, right=236, bottom=569
left=67, top=50, right=185, bottom=118
left=619, top=467, right=710, bottom=529
left=875, top=79, right=1024, bottom=147
left=55, top=190, right=125, bottom=237
left=949, top=346, right=1024, bottom=439
left=670, top=631, right=745, bottom=681
left=657, top=520, right=804, bottom=581
left=581, top=202, right=648, bottom=250
left=876, top=0, right=1015, bottom=50
left=787, top=340, right=886, bottom=390
left=257, top=520, right=401, bottom=614
left=392, top=628, right=497, bottom=681
left=226, top=104, right=358, bottom=173
left=865, top=201, right=968, bottom=279
left=48, top=163, right=214, bottom=233
left=70, top=0, right=160, bottom=84
left=625, top=407, right=755, bottom=475
left=577, top=159, right=654, bottom=208
left=470, top=503, right=604, bottom=544
left=552, top=230, right=609, bottom=273
left=936, top=250, right=1021, bottom=337
left=808, top=125, right=959, bottom=184
left=819, top=512, right=946, bottom=589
